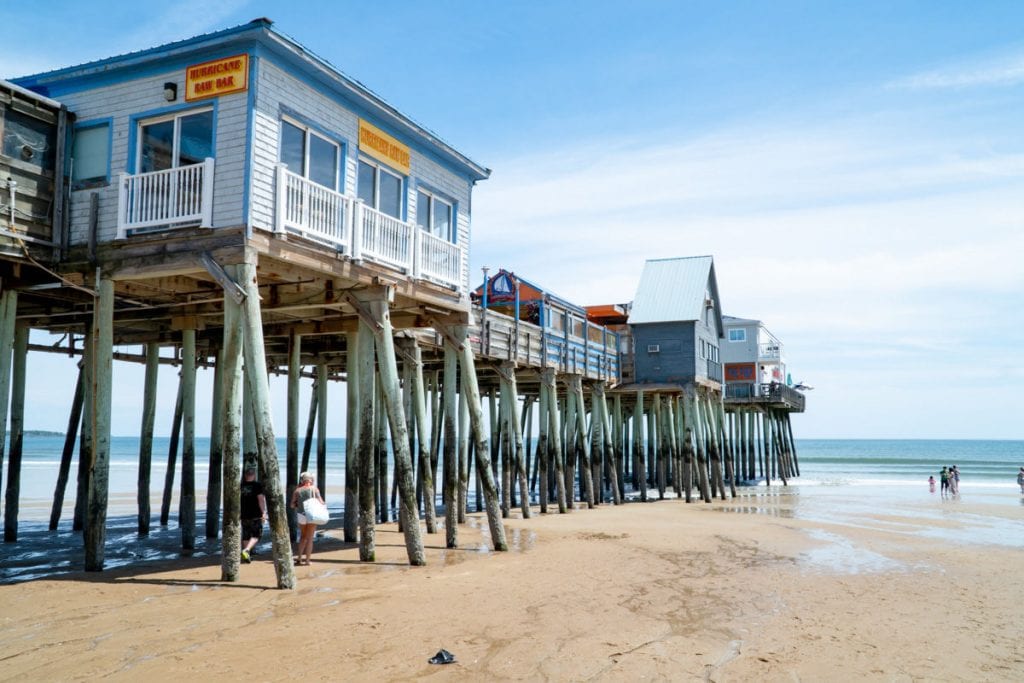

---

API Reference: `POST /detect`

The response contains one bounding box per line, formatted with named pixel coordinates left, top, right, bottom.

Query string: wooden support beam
left=50, top=365, right=84, bottom=530
left=0, top=290, right=16, bottom=514
left=401, top=338, right=436, bottom=534
left=368, top=295, right=425, bottom=565
left=239, top=261, right=295, bottom=588
left=219, top=266, right=244, bottom=582
left=138, top=342, right=158, bottom=535
left=286, top=333, right=301, bottom=541
left=354, top=317, right=376, bottom=561
left=160, top=380, right=183, bottom=527
left=4, top=325, right=28, bottom=541
left=442, top=337, right=459, bottom=547
left=84, top=277, right=113, bottom=570
left=179, top=328, right=197, bottom=550
left=634, top=391, right=646, bottom=502
left=343, top=331, right=359, bottom=543
left=205, top=347, right=224, bottom=539
left=454, top=325, right=508, bottom=550
left=542, top=368, right=568, bottom=514
left=499, top=361, right=531, bottom=518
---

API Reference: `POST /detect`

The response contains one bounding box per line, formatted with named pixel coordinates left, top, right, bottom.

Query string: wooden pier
left=0, top=20, right=804, bottom=586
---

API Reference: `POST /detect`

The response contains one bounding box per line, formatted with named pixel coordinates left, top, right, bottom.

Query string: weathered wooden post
left=0, top=290, right=16, bottom=508
left=453, top=324, right=508, bottom=549
left=344, top=331, right=359, bottom=542
left=498, top=362, right=531, bottom=518
left=353, top=316, right=376, bottom=561
left=74, top=329, right=92, bottom=532
left=402, top=339, right=436, bottom=533
left=179, top=328, right=197, bottom=550
left=316, top=362, right=328, bottom=501
left=238, top=261, right=295, bottom=588
left=442, top=334, right=459, bottom=547
left=594, top=383, right=621, bottom=504
left=367, top=293, right=424, bottom=565
left=634, top=390, right=646, bottom=501
left=137, top=342, right=158, bottom=535
left=570, top=375, right=595, bottom=508
left=786, top=412, right=800, bottom=476
left=536, top=374, right=550, bottom=513
left=50, top=365, right=85, bottom=530
left=684, top=394, right=711, bottom=503
left=160, top=380, right=183, bottom=526
left=542, top=368, right=568, bottom=513
left=219, top=267, right=243, bottom=582
left=286, top=333, right=301, bottom=541
left=84, top=277, right=113, bottom=571
left=717, top=399, right=737, bottom=497
left=205, top=348, right=224, bottom=539
left=457, top=383, right=469, bottom=523
left=563, top=382, right=578, bottom=506
left=374, top=378, right=387, bottom=522
left=3, top=325, right=28, bottom=542
left=301, top=379, right=317, bottom=472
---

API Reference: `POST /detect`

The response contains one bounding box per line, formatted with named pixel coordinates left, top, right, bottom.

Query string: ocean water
left=2, top=437, right=1022, bottom=582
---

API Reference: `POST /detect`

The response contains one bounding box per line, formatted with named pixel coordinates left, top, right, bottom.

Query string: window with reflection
left=357, top=159, right=403, bottom=219
left=416, top=189, right=454, bottom=241
left=279, top=118, right=339, bottom=190
left=138, top=108, right=213, bottom=173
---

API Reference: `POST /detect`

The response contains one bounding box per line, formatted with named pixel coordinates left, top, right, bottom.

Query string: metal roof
left=11, top=18, right=490, bottom=182
left=628, top=256, right=722, bottom=327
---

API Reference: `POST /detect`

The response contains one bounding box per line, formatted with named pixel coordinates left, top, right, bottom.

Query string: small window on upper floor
left=358, top=158, right=402, bottom=219
left=728, top=329, right=746, bottom=342
left=416, top=189, right=454, bottom=242
left=280, top=119, right=339, bottom=190
left=72, top=122, right=111, bottom=189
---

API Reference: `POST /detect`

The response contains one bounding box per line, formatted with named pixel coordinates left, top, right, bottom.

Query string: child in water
left=928, top=475, right=936, bottom=493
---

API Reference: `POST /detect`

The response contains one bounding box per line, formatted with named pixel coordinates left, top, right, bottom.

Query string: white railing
left=271, top=167, right=465, bottom=291
left=417, top=229, right=461, bottom=288
left=359, top=205, right=413, bottom=272
left=275, top=165, right=351, bottom=249
left=117, top=158, right=214, bottom=238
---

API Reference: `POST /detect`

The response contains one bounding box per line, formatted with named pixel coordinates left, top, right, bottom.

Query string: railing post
left=200, top=157, right=215, bottom=228
left=412, top=226, right=422, bottom=279
left=275, top=164, right=287, bottom=234
left=116, top=173, right=129, bottom=239
left=351, top=199, right=363, bottom=260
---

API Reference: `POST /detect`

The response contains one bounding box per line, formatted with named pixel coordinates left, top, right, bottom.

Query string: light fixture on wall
left=163, top=82, right=178, bottom=102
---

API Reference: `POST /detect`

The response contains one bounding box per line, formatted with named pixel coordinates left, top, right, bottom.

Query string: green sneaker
left=241, top=549, right=251, bottom=563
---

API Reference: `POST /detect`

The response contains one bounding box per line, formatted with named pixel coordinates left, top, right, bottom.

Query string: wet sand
left=2, top=490, right=1023, bottom=681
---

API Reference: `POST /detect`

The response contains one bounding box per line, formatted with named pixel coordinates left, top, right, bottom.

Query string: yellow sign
left=185, top=54, right=249, bottom=101
left=359, top=119, right=410, bottom=175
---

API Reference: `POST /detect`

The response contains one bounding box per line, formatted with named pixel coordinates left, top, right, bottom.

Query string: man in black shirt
left=240, top=466, right=267, bottom=563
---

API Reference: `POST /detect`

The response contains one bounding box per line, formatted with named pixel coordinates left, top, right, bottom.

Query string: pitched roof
left=11, top=18, right=490, bottom=182
left=628, top=256, right=723, bottom=332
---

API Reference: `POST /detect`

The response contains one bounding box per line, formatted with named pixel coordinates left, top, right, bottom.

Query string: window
left=2, top=108, right=55, bottom=169
left=569, top=316, right=584, bottom=338
left=549, top=310, right=565, bottom=332
left=416, top=189, right=453, bottom=241
left=280, top=119, right=339, bottom=189
left=357, top=159, right=402, bottom=219
left=71, top=122, right=111, bottom=189
left=137, top=108, right=213, bottom=173
left=728, top=329, right=746, bottom=342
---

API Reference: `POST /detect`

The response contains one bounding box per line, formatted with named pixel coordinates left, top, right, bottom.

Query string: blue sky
left=2, top=1, right=1023, bottom=439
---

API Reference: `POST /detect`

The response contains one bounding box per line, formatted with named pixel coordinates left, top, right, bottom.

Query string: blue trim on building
left=13, top=22, right=489, bottom=182
left=242, top=54, right=259, bottom=236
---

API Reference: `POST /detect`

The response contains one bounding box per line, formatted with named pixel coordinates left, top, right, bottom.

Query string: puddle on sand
left=798, top=529, right=904, bottom=575
left=712, top=505, right=795, bottom=518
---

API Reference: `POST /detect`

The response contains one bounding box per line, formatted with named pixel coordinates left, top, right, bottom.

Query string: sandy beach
left=2, top=488, right=1023, bottom=682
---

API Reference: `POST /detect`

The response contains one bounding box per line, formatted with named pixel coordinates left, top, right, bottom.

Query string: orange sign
left=185, top=54, right=249, bottom=101
left=359, top=119, right=410, bottom=175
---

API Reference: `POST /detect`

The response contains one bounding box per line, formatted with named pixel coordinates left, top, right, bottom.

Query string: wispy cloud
left=889, top=50, right=1024, bottom=90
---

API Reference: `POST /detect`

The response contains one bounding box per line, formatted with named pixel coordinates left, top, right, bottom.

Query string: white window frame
left=135, top=106, right=213, bottom=173
left=728, top=328, right=746, bottom=342
left=279, top=116, right=340, bottom=190
left=416, top=187, right=454, bottom=242
left=357, top=157, right=404, bottom=218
